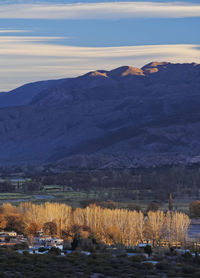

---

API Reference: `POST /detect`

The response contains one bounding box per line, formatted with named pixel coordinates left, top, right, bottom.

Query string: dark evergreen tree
left=169, top=193, right=173, bottom=211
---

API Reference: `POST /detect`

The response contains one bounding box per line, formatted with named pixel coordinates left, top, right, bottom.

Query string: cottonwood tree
left=0, top=202, right=191, bottom=247
left=170, top=212, right=190, bottom=244
left=26, top=222, right=41, bottom=237
left=145, top=211, right=165, bottom=247
left=20, top=202, right=72, bottom=234
left=43, top=222, right=57, bottom=236
left=0, top=214, right=7, bottom=230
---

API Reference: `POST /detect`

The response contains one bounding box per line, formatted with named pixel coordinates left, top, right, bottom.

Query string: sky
left=0, top=0, right=200, bottom=91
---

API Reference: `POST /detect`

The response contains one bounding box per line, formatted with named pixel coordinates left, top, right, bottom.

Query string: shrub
left=182, top=264, right=197, bottom=274
left=189, top=200, right=200, bottom=218
left=144, top=244, right=152, bottom=257
left=48, top=247, right=61, bottom=255
left=147, top=202, right=159, bottom=212
left=38, top=247, right=47, bottom=253
left=143, top=262, right=154, bottom=270
left=14, top=242, right=29, bottom=250
left=127, top=204, right=142, bottom=212
left=156, top=261, right=171, bottom=271
left=129, top=255, right=143, bottom=263
left=22, top=250, right=29, bottom=256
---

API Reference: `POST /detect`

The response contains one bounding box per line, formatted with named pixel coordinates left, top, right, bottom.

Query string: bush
left=156, top=261, right=171, bottom=271
left=147, top=202, right=159, bottom=212
left=189, top=200, right=200, bottom=217
left=13, top=242, right=28, bottom=250
left=143, top=262, right=154, bottom=270
left=48, top=247, right=61, bottom=255
left=98, top=200, right=117, bottom=209
left=129, top=255, right=143, bottom=263
left=183, top=264, right=197, bottom=274
left=127, top=204, right=142, bottom=212
left=0, top=272, right=7, bottom=278
left=125, top=248, right=137, bottom=253
left=144, top=244, right=152, bottom=257
left=38, top=247, right=47, bottom=253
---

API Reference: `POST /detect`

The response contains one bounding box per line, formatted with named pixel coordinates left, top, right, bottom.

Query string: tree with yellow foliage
left=0, top=202, right=191, bottom=247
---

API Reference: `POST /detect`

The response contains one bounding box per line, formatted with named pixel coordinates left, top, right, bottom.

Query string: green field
left=0, top=189, right=191, bottom=213
left=0, top=193, right=31, bottom=200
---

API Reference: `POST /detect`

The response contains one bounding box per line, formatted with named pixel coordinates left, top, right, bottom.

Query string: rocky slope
left=0, top=62, right=200, bottom=168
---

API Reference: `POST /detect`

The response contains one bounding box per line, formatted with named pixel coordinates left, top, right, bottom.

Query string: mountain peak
left=142, top=62, right=170, bottom=68
left=109, top=66, right=144, bottom=77
left=89, top=70, right=108, bottom=78
left=121, top=66, right=144, bottom=77
left=141, top=62, right=170, bottom=74
left=142, top=61, right=200, bottom=74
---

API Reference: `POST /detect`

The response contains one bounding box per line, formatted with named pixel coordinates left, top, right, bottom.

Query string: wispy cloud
left=0, top=1, right=200, bottom=19
left=0, top=36, right=65, bottom=43
left=0, top=29, right=30, bottom=33
left=0, top=35, right=199, bottom=91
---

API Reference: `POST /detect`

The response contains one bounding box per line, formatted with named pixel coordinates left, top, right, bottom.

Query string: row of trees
left=0, top=202, right=190, bottom=247
left=33, top=165, right=200, bottom=199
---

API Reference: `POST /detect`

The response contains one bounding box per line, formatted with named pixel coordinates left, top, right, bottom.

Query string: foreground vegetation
left=0, top=245, right=200, bottom=278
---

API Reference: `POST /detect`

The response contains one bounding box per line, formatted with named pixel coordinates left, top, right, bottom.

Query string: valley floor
left=0, top=191, right=194, bottom=213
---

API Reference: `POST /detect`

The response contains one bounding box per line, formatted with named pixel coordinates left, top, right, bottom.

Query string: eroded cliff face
left=0, top=62, right=200, bottom=168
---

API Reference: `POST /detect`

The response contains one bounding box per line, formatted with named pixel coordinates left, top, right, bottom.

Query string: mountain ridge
left=0, top=78, right=68, bottom=108
left=0, top=61, right=200, bottom=169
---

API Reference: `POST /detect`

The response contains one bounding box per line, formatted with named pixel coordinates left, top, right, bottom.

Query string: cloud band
left=0, top=35, right=199, bottom=91
left=0, top=2, right=200, bottom=19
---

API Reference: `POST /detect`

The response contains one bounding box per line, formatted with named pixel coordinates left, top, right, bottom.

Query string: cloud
left=0, top=29, right=30, bottom=33
left=0, top=1, right=200, bottom=19
left=0, top=36, right=65, bottom=43
left=0, top=35, right=200, bottom=91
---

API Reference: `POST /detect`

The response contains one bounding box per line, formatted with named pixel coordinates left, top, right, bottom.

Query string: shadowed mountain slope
left=0, top=78, right=68, bottom=108
left=0, top=62, right=200, bottom=168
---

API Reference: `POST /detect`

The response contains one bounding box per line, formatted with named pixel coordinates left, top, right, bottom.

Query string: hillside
left=0, top=62, right=200, bottom=168
left=0, top=78, right=68, bottom=108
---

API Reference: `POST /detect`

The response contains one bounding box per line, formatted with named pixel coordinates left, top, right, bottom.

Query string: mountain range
left=1, top=61, right=200, bottom=169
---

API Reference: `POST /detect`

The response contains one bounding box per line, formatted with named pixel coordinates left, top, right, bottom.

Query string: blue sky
left=0, top=0, right=200, bottom=91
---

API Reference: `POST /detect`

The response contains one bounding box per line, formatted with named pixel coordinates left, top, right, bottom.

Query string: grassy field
left=0, top=193, right=31, bottom=200
left=0, top=189, right=191, bottom=213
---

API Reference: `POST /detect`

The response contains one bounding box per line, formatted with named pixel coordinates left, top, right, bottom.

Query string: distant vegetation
left=1, top=164, right=200, bottom=214
left=1, top=164, right=200, bottom=198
